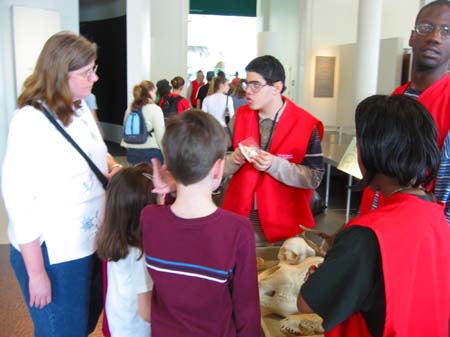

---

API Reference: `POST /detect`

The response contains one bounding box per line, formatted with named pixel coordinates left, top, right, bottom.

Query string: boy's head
left=355, top=94, right=439, bottom=188
left=162, top=110, right=227, bottom=185
left=245, top=55, right=286, bottom=94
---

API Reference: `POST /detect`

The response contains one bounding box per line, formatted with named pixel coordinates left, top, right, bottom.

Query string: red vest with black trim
left=222, top=98, right=323, bottom=242
left=326, top=193, right=450, bottom=337
left=359, top=74, right=450, bottom=216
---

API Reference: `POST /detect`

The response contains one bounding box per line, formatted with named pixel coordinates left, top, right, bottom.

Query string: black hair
left=415, top=0, right=450, bottom=24
left=157, top=79, right=171, bottom=98
left=245, top=55, right=286, bottom=93
left=162, top=110, right=227, bottom=185
left=355, top=94, right=439, bottom=188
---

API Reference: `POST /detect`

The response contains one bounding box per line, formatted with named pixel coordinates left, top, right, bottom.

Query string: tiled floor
left=0, top=142, right=360, bottom=337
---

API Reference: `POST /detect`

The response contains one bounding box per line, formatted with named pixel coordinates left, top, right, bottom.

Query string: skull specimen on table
left=278, top=237, right=316, bottom=265
left=280, top=313, right=324, bottom=336
left=258, top=256, right=324, bottom=317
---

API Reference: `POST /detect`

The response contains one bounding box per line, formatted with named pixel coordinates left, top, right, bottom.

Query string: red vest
left=222, top=98, right=323, bottom=242
left=359, top=74, right=450, bottom=215
left=327, top=193, right=450, bottom=337
left=190, top=80, right=204, bottom=107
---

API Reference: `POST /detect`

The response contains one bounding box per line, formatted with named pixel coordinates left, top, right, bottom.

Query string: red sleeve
left=178, top=98, right=190, bottom=115
left=159, top=96, right=165, bottom=107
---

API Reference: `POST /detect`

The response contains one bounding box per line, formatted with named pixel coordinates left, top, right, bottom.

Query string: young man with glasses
left=359, top=0, right=450, bottom=220
left=222, top=55, right=324, bottom=245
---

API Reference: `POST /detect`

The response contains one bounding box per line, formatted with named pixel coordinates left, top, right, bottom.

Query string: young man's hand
left=252, top=150, right=274, bottom=172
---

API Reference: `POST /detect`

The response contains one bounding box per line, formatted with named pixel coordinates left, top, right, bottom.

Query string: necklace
left=387, top=186, right=424, bottom=198
left=260, top=100, right=285, bottom=151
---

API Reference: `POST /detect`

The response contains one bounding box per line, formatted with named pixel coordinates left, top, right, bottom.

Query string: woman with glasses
left=2, top=31, right=122, bottom=336
left=298, top=95, right=450, bottom=337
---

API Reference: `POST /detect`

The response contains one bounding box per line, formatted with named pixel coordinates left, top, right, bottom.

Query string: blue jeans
left=126, top=147, right=164, bottom=165
left=10, top=244, right=93, bottom=337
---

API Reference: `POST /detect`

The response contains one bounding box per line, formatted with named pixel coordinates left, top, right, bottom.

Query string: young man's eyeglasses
left=415, top=23, right=450, bottom=39
left=242, top=80, right=270, bottom=92
left=78, top=65, right=98, bottom=78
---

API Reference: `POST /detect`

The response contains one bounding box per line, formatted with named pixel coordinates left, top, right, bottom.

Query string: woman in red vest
left=297, top=95, right=450, bottom=337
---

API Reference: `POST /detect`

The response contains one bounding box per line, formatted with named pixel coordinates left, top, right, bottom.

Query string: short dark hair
left=245, top=55, right=286, bottom=93
left=415, top=0, right=450, bottom=24
left=162, top=110, right=227, bottom=185
left=96, top=163, right=155, bottom=261
left=355, top=95, right=439, bottom=188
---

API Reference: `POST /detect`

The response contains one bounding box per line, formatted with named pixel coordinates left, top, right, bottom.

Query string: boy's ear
left=211, top=158, right=225, bottom=180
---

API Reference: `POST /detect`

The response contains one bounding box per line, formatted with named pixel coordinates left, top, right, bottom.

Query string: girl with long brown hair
left=96, top=164, right=157, bottom=336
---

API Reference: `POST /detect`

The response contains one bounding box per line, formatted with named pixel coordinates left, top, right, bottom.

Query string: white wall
left=302, top=0, right=421, bottom=127
left=0, top=0, right=79, bottom=243
left=335, top=37, right=403, bottom=126
left=150, top=0, right=188, bottom=87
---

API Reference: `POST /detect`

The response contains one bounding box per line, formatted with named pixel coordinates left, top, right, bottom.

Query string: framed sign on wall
left=314, top=56, right=335, bottom=98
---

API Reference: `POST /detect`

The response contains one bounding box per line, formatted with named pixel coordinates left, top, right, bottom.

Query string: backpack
left=123, top=107, right=150, bottom=144
left=161, top=95, right=183, bottom=118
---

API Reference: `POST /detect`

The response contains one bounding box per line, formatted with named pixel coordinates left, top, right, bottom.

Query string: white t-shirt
left=202, top=93, right=235, bottom=127
left=106, top=247, right=153, bottom=337
left=1, top=102, right=107, bottom=264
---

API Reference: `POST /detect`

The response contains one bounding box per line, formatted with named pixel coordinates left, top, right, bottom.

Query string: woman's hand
left=20, top=240, right=52, bottom=309
left=304, top=264, right=322, bottom=282
left=105, top=153, right=123, bottom=179
left=28, top=270, right=52, bottom=309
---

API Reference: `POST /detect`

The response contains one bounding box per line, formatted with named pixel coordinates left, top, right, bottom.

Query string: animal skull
left=278, top=237, right=316, bottom=265
left=258, top=256, right=323, bottom=317
left=280, top=313, right=324, bottom=336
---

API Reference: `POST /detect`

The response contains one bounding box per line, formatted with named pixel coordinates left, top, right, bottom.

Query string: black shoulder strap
left=40, top=103, right=108, bottom=190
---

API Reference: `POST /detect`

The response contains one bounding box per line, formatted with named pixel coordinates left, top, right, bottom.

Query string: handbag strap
left=40, top=102, right=108, bottom=190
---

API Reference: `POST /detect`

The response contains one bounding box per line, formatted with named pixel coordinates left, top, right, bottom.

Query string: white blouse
left=1, top=101, right=107, bottom=264
left=202, top=93, right=235, bottom=127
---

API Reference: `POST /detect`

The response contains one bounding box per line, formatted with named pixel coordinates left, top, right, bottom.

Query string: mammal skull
left=278, top=237, right=316, bottom=265
left=280, top=313, right=324, bottom=336
left=258, top=256, right=323, bottom=317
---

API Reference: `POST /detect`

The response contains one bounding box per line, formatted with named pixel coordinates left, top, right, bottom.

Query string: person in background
left=231, top=71, right=240, bottom=90
left=141, top=110, right=260, bottom=337
left=359, top=0, right=450, bottom=221
left=155, top=79, right=171, bottom=106
left=231, top=79, right=247, bottom=111
left=202, top=76, right=234, bottom=127
left=85, top=92, right=104, bottom=137
left=298, top=94, right=450, bottom=337
left=196, top=70, right=214, bottom=109
left=187, top=70, right=205, bottom=108
left=222, top=55, right=324, bottom=246
left=121, top=80, right=165, bottom=165
left=158, top=76, right=189, bottom=115
left=1, top=31, right=123, bottom=337
left=96, top=164, right=156, bottom=337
